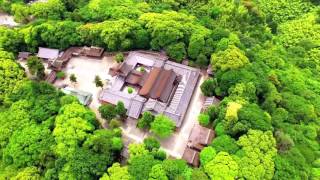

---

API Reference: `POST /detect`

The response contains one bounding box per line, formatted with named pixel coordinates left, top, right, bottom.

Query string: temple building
left=99, top=51, right=200, bottom=127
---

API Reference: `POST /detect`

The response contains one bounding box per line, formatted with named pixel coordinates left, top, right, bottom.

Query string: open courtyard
left=54, top=55, right=116, bottom=114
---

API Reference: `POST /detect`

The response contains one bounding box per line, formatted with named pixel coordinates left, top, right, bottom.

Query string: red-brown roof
left=82, top=46, right=104, bottom=57
left=182, top=147, right=200, bottom=167
left=45, top=71, right=57, bottom=83
left=139, top=67, right=161, bottom=96
left=139, top=68, right=177, bottom=102
left=150, top=69, right=173, bottom=99
left=125, top=70, right=144, bottom=85
left=188, top=124, right=215, bottom=150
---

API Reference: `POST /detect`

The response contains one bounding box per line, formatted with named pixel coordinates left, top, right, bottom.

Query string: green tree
left=11, top=167, right=41, bottom=180
left=204, top=152, right=239, bottom=180
left=143, top=137, right=160, bottom=151
left=128, top=143, right=149, bottom=162
left=162, top=159, right=192, bottom=180
left=236, top=130, right=277, bottom=180
left=115, top=101, right=127, bottom=118
left=107, top=163, right=131, bottom=180
left=148, top=164, right=168, bottom=180
left=200, top=78, right=216, bottom=97
left=0, top=27, right=23, bottom=53
left=211, top=45, right=249, bottom=71
left=115, top=53, right=124, bottom=63
left=69, top=73, right=77, bottom=84
left=11, top=3, right=31, bottom=23
left=128, top=154, right=161, bottom=180
left=166, top=42, right=186, bottom=62
left=30, top=0, right=66, bottom=20
left=137, top=111, right=155, bottom=129
left=211, top=135, right=239, bottom=154
left=191, top=169, right=209, bottom=180
left=198, top=113, right=210, bottom=126
left=0, top=58, right=25, bottom=103
left=109, top=119, right=121, bottom=129
left=3, top=124, right=55, bottom=168
left=99, top=104, right=117, bottom=121
left=150, top=115, right=175, bottom=138
left=94, top=75, right=104, bottom=88
left=200, top=146, right=216, bottom=166
left=26, top=56, right=45, bottom=80
left=53, top=102, right=96, bottom=157
left=196, top=53, right=209, bottom=68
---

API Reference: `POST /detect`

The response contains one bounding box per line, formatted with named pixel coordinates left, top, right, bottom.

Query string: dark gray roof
left=128, top=96, right=146, bottom=119
left=62, top=87, right=93, bottom=106
left=203, top=97, right=220, bottom=109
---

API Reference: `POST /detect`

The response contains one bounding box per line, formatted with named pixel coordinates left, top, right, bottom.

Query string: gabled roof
left=128, top=96, right=146, bottom=119
left=182, top=147, right=199, bottom=167
left=62, top=87, right=93, bottom=106
left=203, top=97, right=220, bottom=110
left=189, top=124, right=215, bottom=149
left=149, top=69, right=174, bottom=100
left=45, top=71, right=56, bottom=84
left=82, top=46, right=104, bottom=57
left=18, top=52, right=31, bottom=60
left=37, top=47, right=59, bottom=60
left=139, top=67, right=161, bottom=96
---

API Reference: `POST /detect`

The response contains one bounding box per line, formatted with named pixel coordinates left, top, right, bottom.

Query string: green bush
left=127, top=87, right=134, bottom=94
left=109, top=119, right=121, bottom=129
left=150, top=115, right=175, bottom=138
left=200, top=78, right=216, bottom=97
left=56, top=71, right=66, bottom=79
left=198, top=113, right=210, bottom=126
left=143, top=137, right=160, bottom=151
left=99, top=104, right=116, bottom=121
left=115, top=53, right=124, bottom=63
left=137, top=111, right=155, bottom=129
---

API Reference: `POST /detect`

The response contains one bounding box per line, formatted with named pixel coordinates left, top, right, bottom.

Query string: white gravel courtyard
left=54, top=56, right=117, bottom=114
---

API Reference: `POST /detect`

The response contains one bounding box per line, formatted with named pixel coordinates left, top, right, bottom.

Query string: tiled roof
left=189, top=124, right=215, bottom=149
left=62, top=87, right=93, bottom=106
left=18, top=52, right=31, bottom=60
left=37, top=47, right=59, bottom=60
left=182, top=147, right=199, bottom=167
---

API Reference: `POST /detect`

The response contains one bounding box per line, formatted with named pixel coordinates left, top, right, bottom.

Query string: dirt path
left=0, top=13, right=18, bottom=26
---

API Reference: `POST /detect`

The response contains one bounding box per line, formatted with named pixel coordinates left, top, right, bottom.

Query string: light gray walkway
left=160, top=75, right=205, bottom=158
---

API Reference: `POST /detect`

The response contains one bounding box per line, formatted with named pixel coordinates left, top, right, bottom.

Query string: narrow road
left=168, top=75, right=204, bottom=158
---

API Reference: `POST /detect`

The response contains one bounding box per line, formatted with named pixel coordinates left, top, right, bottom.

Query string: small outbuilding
left=82, top=46, right=104, bottom=57
left=45, top=71, right=57, bottom=84
left=202, top=96, right=221, bottom=111
left=62, top=87, right=93, bottom=106
left=207, top=65, right=213, bottom=76
left=18, top=52, right=31, bottom=61
left=188, top=124, right=215, bottom=151
left=37, top=47, right=60, bottom=61
left=182, top=147, right=200, bottom=167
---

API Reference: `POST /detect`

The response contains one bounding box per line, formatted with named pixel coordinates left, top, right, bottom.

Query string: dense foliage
left=0, top=0, right=319, bottom=179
